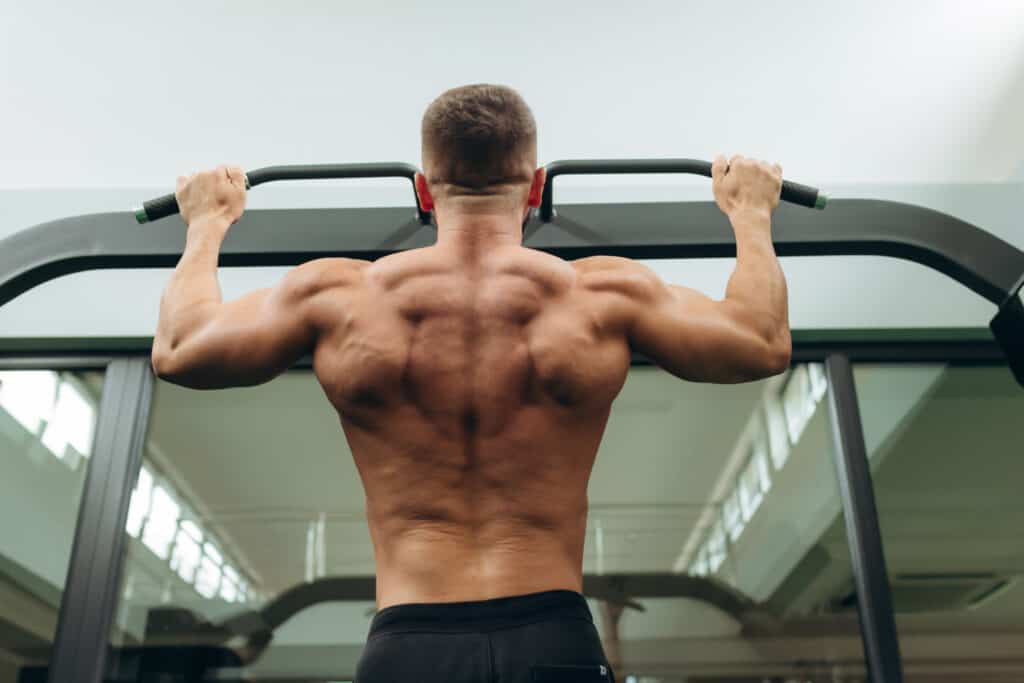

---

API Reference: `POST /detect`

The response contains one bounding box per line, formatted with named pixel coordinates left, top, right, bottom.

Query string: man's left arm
left=151, top=166, right=341, bottom=389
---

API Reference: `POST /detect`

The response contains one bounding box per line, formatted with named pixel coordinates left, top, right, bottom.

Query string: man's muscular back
left=310, top=244, right=632, bottom=608
left=152, top=157, right=791, bottom=610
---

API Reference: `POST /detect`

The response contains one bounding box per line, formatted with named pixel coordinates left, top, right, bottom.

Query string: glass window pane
left=170, top=529, right=202, bottom=583
left=105, top=367, right=864, bottom=681
left=180, top=519, right=202, bottom=542
left=0, top=370, right=104, bottom=683
left=194, top=557, right=221, bottom=599
left=855, top=363, right=1024, bottom=677
left=125, top=466, right=153, bottom=538
left=219, top=578, right=238, bottom=603
left=739, top=446, right=771, bottom=520
left=781, top=365, right=816, bottom=444
left=141, top=485, right=180, bottom=560
left=722, top=489, right=744, bottom=542
left=40, top=379, right=95, bottom=461
left=0, top=370, right=57, bottom=435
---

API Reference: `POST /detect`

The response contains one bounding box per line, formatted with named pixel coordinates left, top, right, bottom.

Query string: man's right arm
left=578, top=155, right=792, bottom=384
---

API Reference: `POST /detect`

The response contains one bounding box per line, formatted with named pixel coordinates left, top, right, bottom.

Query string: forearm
left=153, top=218, right=230, bottom=358
left=724, top=209, right=790, bottom=346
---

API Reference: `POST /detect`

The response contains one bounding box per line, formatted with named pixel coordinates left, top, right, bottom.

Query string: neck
left=433, top=203, right=525, bottom=250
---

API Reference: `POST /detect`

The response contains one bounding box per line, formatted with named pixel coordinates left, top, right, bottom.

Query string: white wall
left=1, top=1, right=1023, bottom=336
left=3, top=0, right=1023, bottom=186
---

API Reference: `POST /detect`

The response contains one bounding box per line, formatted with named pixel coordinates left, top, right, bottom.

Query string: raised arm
left=151, top=166, right=359, bottom=389
left=579, top=155, right=791, bottom=384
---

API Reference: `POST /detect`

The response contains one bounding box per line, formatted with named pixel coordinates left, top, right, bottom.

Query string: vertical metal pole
left=48, top=359, right=153, bottom=683
left=824, top=355, right=904, bottom=683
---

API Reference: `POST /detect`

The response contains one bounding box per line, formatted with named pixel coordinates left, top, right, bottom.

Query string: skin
left=153, top=152, right=791, bottom=610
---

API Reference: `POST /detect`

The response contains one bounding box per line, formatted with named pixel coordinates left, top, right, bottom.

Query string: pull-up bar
left=1, top=158, right=1022, bottom=385
left=132, top=158, right=827, bottom=225
left=134, top=162, right=432, bottom=225
left=539, top=158, right=827, bottom=221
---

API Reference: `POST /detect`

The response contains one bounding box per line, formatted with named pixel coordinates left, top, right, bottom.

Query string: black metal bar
left=824, top=354, right=904, bottom=683
left=0, top=329, right=998, bottom=361
left=135, top=162, right=432, bottom=225
left=47, top=359, right=153, bottom=683
left=0, top=356, right=115, bottom=370
left=990, top=280, right=1024, bottom=385
left=539, top=158, right=826, bottom=220
left=2, top=195, right=1024, bottom=384
left=2, top=199, right=1022, bottom=311
left=790, top=339, right=1006, bottom=364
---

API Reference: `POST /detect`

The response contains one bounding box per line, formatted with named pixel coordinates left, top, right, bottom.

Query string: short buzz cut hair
left=421, top=84, right=537, bottom=193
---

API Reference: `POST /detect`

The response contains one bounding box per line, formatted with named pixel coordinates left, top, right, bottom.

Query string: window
left=125, top=466, right=153, bottom=538
left=689, top=545, right=709, bottom=577
left=705, top=520, right=727, bottom=573
left=780, top=364, right=828, bottom=445
left=0, top=369, right=105, bottom=683
left=41, top=380, right=95, bottom=462
left=0, top=370, right=96, bottom=466
left=722, top=489, right=743, bottom=542
left=738, top=444, right=771, bottom=520
left=170, top=524, right=202, bottom=583
left=122, top=459, right=251, bottom=604
left=0, top=370, right=56, bottom=434
left=141, top=484, right=180, bottom=560
left=194, top=555, right=221, bottom=599
left=854, top=364, right=1024, bottom=674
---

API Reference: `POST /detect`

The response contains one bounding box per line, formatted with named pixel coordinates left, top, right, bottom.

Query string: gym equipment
left=1, top=158, right=1021, bottom=384
left=134, top=163, right=431, bottom=225
left=540, top=158, right=827, bottom=221
left=133, top=158, right=827, bottom=225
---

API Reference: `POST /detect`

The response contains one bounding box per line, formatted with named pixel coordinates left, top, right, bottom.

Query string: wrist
left=727, top=206, right=772, bottom=223
left=186, top=215, right=232, bottom=238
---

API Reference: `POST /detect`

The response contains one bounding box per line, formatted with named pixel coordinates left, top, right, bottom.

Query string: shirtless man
left=152, top=84, right=791, bottom=683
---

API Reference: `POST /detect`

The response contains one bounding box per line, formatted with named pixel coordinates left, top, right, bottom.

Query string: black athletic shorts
left=355, top=589, right=616, bottom=683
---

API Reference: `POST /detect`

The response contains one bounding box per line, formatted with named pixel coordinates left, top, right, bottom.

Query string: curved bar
left=136, top=162, right=432, bottom=225
left=2, top=199, right=1019, bottom=310
left=540, top=158, right=826, bottom=221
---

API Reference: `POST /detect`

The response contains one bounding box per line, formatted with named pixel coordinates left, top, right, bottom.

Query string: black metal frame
left=1, top=163, right=1023, bottom=681
left=2, top=198, right=1023, bottom=310
left=3, top=190, right=1023, bottom=383
left=539, top=158, right=827, bottom=220
left=826, top=355, right=904, bottom=683
left=44, top=360, right=153, bottom=683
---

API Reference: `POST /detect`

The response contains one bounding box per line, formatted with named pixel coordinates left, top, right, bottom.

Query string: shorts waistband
left=369, top=590, right=592, bottom=635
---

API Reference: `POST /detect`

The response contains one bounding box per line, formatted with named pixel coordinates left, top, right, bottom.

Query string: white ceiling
left=2, top=0, right=1023, bottom=189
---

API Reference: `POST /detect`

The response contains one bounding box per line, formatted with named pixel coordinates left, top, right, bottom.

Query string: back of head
left=421, top=84, right=537, bottom=199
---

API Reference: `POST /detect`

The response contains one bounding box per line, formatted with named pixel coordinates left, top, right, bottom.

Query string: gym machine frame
left=2, top=159, right=1023, bottom=683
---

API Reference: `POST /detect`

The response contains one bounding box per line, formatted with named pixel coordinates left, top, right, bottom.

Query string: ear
left=415, top=172, right=434, bottom=212
left=526, top=167, right=547, bottom=209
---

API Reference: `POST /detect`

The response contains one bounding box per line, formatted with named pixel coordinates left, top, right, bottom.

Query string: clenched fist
left=711, top=155, right=782, bottom=218
left=176, top=165, right=247, bottom=227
